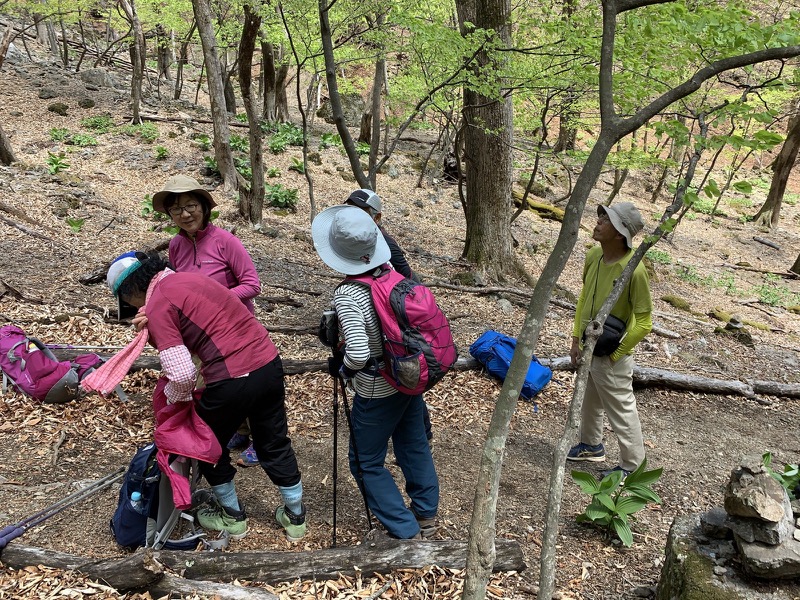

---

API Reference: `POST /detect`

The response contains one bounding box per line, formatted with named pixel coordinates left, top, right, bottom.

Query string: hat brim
left=345, top=197, right=372, bottom=211
left=312, top=206, right=391, bottom=275
left=152, top=187, right=216, bottom=213
left=598, top=205, right=633, bottom=248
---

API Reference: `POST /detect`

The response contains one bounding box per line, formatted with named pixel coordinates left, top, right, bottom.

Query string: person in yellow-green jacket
left=567, top=202, right=652, bottom=479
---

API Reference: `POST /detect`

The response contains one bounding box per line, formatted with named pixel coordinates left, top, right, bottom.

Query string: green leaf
left=585, top=503, right=613, bottom=522
left=571, top=470, right=601, bottom=495
left=615, top=496, right=648, bottom=515
left=598, top=469, right=626, bottom=490
left=625, top=466, right=663, bottom=487
left=612, top=518, right=634, bottom=547
left=596, top=492, right=616, bottom=511
left=733, top=181, right=752, bottom=194
left=704, top=180, right=721, bottom=198
left=625, top=484, right=662, bottom=504
left=753, top=130, right=784, bottom=146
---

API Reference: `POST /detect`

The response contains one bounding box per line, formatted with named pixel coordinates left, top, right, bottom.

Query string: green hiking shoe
left=275, top=504, right=307, bottom=542
left=197, top=499, right=248, bottom=540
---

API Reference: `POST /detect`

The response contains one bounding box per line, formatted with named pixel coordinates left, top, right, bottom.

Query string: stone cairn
left=657, top=455, right=800, bottom=599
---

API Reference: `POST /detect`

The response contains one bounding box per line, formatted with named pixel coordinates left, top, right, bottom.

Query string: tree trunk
left=318, top=0, right=369, bottom=189
left=792, top=253, right=800, bottom=276
left=238, top=4, right=265, bottom=225
left=173, top=22, right=196, bottom=101
left=367, top=22, right=386, bottom=187
left=753, top=111, right=800, bottom=229
left=155, top=25, right=173, bottom=81
left=192, top=0, right=238, bottom=192
left=274, top=63, right=290, bottom=122
left=456, top=0, right=515, bottom=593
left=261, top=41, right=277, bottom=122
left=34, top=4, right=59, bottom=58
left=118, top=0, right=146, bottom=125
left=0, top=122, right=16, bottom=165
left=552, top=89, right=578, bottom=153
left=456, top=0, right=515, bottom=289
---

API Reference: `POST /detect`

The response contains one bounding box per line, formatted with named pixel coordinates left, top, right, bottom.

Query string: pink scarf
left=81, top=269, right=173, bottom=396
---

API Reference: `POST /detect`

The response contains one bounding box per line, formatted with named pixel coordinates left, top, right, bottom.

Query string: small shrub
left=80, top=115, right=114, bottom=133
left=155, top=146, right=169, bottom=160
left=320, top=132, right=342, bottom=149
left=66, top=133, right=98, bottom=147
left=288, top=157, right=305, bottom=174
left=265, top=183, right=298, bottom=211
left=49, top=127, right=70, bottom=142
left=356, top=141, right=371, bottom=156
left=675, top=265, right=714, bottom=287
left=234, top=156, right=252, bottom=180
left=141, top=194, right=169, bottom=221
left=763, top=452, right=800, bottom=501
left=203, top=156, right=220, bottom=176
left=120, top=122, right=159, bottom=143
left=751, top=275, right=800, bottom=307
left=645, top=248, right=671, bottom=265
left=266, top=166, right=281, bottom=178
left=66, top=217, right=86, bottom=232
left=194, top=134, right=212, bottom=151
left=268, top=122, right=304, bottom=154
left=572, top=459, right=663, bottom=547
left=46, top=151, right=69, bottom=174
left=235, top=113, right=248, bottom=123
left=230, top=133, right=249, bottom=153
left=269, top=136, right=288, bottom=154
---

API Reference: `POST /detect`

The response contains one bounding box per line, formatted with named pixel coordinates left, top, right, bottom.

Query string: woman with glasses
left=152, top=174, right=262, bottom=466
left=152, top=174, right=260, bottom=315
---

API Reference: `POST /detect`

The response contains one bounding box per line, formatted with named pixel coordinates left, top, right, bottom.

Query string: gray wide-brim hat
left=311, top=206, right=391, bottom=275
left=598, top=202, right=644, bottom=248
left=152, top=174, right=216, bottom=213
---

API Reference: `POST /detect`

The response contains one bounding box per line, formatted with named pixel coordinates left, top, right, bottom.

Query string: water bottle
left=130, top=490, right=143, bottom=513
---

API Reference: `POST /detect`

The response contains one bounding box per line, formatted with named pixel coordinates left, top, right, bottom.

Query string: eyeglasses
left=168, top=203, right=200, bottom=216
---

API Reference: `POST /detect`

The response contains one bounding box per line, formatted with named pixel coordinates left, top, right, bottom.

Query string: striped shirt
left=333, top=279, right=395, bottom=398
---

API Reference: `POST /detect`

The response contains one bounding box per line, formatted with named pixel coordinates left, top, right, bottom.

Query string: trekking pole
left=332, top=373, right=339, bottom=548
left=338, top=376, right=374, bottom=532
left=0, top=467, right=125, bottom=550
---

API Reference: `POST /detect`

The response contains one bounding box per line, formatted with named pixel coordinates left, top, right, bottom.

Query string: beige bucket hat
left=152, top=174, right=216, bottom=213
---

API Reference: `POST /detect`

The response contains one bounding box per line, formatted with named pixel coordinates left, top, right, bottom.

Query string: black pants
left=195, top=357, right=301, bottom=488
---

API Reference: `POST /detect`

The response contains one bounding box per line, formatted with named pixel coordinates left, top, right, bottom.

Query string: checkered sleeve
left=159, top=345, right=196, bottom=404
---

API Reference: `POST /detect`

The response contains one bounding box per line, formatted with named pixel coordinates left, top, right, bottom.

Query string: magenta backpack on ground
left=343, top=267, right=458, bottom=395
left=0, top=324, right=104, bottom=403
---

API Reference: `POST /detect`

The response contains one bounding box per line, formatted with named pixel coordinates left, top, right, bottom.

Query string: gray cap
left=598, top=202, right=644, bottom=248
left=311, top=206, right=391, bottom=275
left=345, top=189, right=382, bottom=213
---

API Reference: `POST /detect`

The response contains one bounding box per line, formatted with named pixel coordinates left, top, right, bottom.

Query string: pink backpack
left=343, top=267, right=457, bottom=395
left=0, top=325, right=104, bottom=403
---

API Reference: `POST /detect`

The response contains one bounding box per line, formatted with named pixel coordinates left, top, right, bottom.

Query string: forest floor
left=1, top=33, right=800, bottom=600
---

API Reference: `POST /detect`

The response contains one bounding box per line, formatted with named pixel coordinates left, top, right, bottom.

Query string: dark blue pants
left=195, top=357, right=301, bottom=488
left=348, top=390, right=439, bottom=539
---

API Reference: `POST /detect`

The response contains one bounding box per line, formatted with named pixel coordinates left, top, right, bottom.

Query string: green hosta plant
left=763, top=452, right=800, bottom=500
left=572, top=459, right=662, bottom=547
left=265, top=183, right=298, bottom=211
left=154, top=146, right=169, bottom=160
left=46, top=151, right=69, bottom=174
left=288, top=157, right=305, bottom=174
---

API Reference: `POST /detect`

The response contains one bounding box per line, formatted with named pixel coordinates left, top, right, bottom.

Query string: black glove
left=327, top=354, right=343, bottom=378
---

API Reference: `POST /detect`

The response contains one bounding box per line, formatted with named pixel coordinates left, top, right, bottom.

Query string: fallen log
left=154, top=530, right=526, bottom=584
left=1, top=533, right=524, bottom=589
left=0, top=544, right=279, bottom=599
left=49, top=350, right=800, bottom=399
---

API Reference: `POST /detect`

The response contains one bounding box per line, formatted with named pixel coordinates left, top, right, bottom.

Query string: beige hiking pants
left=580, top=353, right=645, bottom=472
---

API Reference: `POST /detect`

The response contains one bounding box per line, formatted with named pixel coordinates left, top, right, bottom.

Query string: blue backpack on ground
left=111, top=442, right=204, bottom=551
left=469, top=330, right=552, bottom=402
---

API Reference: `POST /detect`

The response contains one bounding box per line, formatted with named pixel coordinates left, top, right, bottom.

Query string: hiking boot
left=236, top=444, right=259, bottom=468
left=566, top=442, right=606, bottom=462
left=599, top=466, right=631, bottom=480
left=416, top=515, right=437, bottom=539
left=197, top=499, right=248, bottom=539
left=227, top=432, right=250, bottom=450
left=275, top=504, right=307, bottom=542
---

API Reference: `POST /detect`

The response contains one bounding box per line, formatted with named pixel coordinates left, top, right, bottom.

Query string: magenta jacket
left=169, top=223, right=260, bottom=314
left=152, top=378, right=221, bottom=510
